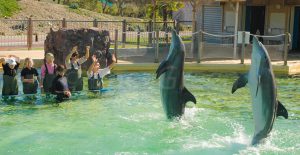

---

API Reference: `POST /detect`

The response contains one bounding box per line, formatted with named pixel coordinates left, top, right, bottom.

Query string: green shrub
left=106, top=4, right=118, bottom=15
left=123, top=4, right=139, bottom=17
left=95, top=2, right=103, bottom=13
left=69, top=3, right=79, bottom=9
left=0, top=0, right=20, bottom=17
left=127, top=24, right=146, bottom=32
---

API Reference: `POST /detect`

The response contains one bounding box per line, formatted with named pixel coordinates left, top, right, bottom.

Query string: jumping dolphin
left=156, top=30, right=196, bottom=119
left=232, top=37, right=288, bottom=145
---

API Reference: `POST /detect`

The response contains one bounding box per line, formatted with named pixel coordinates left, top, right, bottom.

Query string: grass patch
left=0, top=0, right=20, bottom=17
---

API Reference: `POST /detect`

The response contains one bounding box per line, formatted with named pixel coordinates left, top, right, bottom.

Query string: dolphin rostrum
left=156, top=30, right=196, bottom=119
left=232, top=37, right=288, bottom=145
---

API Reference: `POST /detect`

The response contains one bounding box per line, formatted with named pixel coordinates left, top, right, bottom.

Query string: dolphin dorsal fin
left=156, top=60, right=171, bottom=79
left=182, top=87, right=196, bottom=104
left=232, top=73, right=248, bottom=94
left=277, top=100, right=288, bottom=119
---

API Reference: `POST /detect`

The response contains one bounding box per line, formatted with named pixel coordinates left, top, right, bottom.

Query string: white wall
left=269, top=13, right=285, bottom=29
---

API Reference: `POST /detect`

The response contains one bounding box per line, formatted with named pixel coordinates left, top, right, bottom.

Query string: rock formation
left=44, top=28, right=111, bottom=68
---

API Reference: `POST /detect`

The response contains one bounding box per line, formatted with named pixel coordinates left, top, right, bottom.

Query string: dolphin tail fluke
left=182, top=87, right=196, bottom=104
left=156, top=60, right=171, bottom=79
left=232, top=73, right=248, bottom=94
left=277, top=100, right=288, bottom=119
left=251, top=132, right=267, bottom=146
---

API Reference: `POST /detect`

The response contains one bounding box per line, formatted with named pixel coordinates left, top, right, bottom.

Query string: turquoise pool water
left=0, top=73, right=299, bottom=155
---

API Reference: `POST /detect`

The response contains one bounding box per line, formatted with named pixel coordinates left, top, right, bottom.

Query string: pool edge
left=1, top=60, right=299, bottom=76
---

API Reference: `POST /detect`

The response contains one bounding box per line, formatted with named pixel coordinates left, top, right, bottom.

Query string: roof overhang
left=285, top=0, right=300, bottom=5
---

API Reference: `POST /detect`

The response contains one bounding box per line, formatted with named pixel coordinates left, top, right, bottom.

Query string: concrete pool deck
left=0, top=50, right=300, bottom=75
left=114, top=60, right=300, bottom=75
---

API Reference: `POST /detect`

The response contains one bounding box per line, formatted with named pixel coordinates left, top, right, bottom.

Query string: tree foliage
left=44, top=0, right=188, bottom=19
left=0, top=0, right=20, bottom=17
left=146, top=0, right=184, bottom=20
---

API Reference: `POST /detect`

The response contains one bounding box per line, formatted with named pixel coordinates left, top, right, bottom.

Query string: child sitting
left=51, top=65, right=71, bottom=102
left=87, top=55, right=111, bottom=91
left=0, top=55, right=20, bottom=96
left=21, top=58, right=40, bottom=94
left=41, top=53, right=57, bottom=94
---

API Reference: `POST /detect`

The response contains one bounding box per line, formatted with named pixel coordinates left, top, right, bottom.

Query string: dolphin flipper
left=182, top=87, right=196, bottom=104
left=232, top=73, right=248, bottom=94
left=156, top=60, right=171, bottom=79
left=277, top=100, right=288, bottom=119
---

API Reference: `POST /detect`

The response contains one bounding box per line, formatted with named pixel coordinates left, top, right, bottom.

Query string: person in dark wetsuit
left=21, top=58, right=40, bottom=94
left=65, top=45, right=90, bottom=92
left=0, top=55, right=20, bottom=97
left=51, top=65, right=71, bottom=102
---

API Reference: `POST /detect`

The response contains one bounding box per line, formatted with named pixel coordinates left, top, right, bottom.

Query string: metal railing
left=185, top=30, right=289, bottom=65
left=0, top=18, right=188, bottom=50
left=0, top=18, right=290, bottom=65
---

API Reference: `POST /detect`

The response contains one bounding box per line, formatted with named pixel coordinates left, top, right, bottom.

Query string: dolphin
left=156, top=30, right=196, bottom=119
left=232, top=37, right=288, bottom=145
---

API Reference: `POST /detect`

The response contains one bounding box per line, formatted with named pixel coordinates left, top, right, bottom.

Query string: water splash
left=181, top=122, right=250, bottom=154
left=240, top=130, right=300, bottom=154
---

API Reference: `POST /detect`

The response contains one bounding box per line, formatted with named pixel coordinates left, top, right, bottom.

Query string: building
left=174, top=0, right=300, bottom=52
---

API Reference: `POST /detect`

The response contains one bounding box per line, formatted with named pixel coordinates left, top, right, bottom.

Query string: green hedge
left=0, top=0, right=20, bottom=17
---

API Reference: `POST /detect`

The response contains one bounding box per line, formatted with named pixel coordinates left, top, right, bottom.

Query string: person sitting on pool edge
left=51, top=65, right=71, bottom=102
left=21, top=57, right=40, bottom=94
left=0, top=55, right=20, bottom=97
left=65, top=45, right=90, bottom=92
left=41, top=53, right=57, bottom=95
left=87, top=55, right=113, bottom=91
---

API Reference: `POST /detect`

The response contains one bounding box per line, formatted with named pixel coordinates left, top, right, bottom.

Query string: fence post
left=173, top=20, right=176, bottom=29
left=148, top=20, right=153, bottom=46
left=155, top=30, right=159, bottom=63
left=27, top=18, right=33, bottom=50
left=283, top=32, right=289, bottom=66
left=165, top=22, right=169, bottom=44
left=175, top=20, right=180, bottom=34
left=191, top=20, right=198, bottom=60
left=35, top=33, right=38, bottom=42
left=93, top=19, right=98, bottom=27
left=62, top=18, right=67, bottom=28
left=241, top=31, right=246, bottom=64
left=197, top=31, right=203, bottom=63
left=122, top=19, right=126, bottom=48
left=137, top=29, right=140, bottom=49
left=114, top=29, right=118, bottom=63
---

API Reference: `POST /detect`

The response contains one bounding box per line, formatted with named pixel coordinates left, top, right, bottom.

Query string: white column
left=233, top=1, right=239, bottom=59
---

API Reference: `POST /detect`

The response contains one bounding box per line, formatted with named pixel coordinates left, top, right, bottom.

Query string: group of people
left=0, top=45, right=115, bottom=102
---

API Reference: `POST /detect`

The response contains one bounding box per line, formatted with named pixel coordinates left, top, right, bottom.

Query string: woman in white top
left=87, top=55, right=112, bottom=91
left=65, top=46, right=90, bottom=91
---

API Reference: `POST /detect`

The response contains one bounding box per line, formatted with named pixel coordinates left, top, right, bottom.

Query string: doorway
left=246, top=6, right=266, bottom=41
left=292, top=7, right=300, bottom=52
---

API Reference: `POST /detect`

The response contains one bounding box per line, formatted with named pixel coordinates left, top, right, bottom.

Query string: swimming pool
left=0, top=73, right=299, bottom=154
